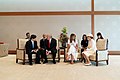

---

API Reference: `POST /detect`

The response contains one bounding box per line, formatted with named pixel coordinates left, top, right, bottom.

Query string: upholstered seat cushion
left=47, top=53, right=59, bottom=59
left=90, top=50, right=108, bottom=61
left=0, top=44, right=9, bottom=57
left=16, top=49, right=36, bottom=60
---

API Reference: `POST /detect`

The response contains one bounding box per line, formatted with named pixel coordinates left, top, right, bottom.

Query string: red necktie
left=48, top=40, right=50, bottom=48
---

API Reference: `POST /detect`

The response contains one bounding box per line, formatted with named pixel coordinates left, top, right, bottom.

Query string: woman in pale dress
left=82, top=33, right=97, bottom=66
left=66, top=33, right=78, bottom=64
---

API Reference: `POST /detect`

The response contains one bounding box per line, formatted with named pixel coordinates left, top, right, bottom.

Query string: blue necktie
left=32, top=41, right=34, bottom=48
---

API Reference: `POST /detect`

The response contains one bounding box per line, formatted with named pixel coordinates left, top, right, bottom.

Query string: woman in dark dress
left=81, top=34, right=88, bottom=62
left=81, top=34, right=88, bottom=52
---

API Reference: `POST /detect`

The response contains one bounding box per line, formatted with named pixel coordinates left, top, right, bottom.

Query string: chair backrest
left=56, top=39, right=60, bottom=49
left=96, top=39, right=108, bottom=50
left=17, top=39, right=28, bottom=49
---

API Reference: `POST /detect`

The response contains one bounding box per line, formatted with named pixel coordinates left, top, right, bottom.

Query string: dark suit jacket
left=25, top=40, right=38, bottom=54
left=45, top=38, right=57, bottom=53
left=40, top=39, right=47, bottom=49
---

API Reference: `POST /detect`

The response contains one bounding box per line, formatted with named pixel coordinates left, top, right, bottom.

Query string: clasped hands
left=46, top=50, right=51, bottom=55
left=31, top=49, right=38, bottom=53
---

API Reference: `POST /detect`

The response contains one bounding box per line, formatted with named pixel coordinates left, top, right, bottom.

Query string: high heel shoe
left=84, top=63, right=91, bottom=66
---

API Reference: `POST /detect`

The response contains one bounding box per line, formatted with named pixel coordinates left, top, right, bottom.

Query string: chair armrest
left=16, top=48, right=26, bottom=59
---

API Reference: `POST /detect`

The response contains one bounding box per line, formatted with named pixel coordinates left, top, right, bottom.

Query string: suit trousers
left=44, top=49, right=57, bottom=62
left=28, top=51, right=40, bottom=64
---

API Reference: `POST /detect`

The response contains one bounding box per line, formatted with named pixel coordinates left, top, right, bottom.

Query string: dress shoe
left=29, top=63, right=33, bottom=66
left=53, top=61, right=56, bottom=64
left=43, top=61, right=48, bottom=64
left=70, top=61, right=74, bottom=64
left=85, top=63, right=91, bottom=66
left=35, top=62, right=41, bottom=64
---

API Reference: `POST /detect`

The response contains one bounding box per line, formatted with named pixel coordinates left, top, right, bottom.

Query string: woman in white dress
left=82, top=33, right=97, bottom=66
left=66, top=33, right=78, bottom=64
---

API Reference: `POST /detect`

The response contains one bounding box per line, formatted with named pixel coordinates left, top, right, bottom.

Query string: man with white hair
left=43, top=34, right=57, bottom=64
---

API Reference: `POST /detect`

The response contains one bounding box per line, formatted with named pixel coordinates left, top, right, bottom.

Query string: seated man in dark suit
left=25, top=34, right=41, bottom=65
left=43, top=34, right=57, bottom=64
left=39, top=34, right=47, bottom=62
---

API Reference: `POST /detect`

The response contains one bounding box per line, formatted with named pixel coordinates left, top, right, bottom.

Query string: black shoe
left=29, top=63, right=33, bottom=66
left=41, top=59, right=44, bottom=62
left=53, top=61, right=56, bottom=64
left=35, top=62, right=41, bottom=64
left=43, top=61, right=48, bottom=64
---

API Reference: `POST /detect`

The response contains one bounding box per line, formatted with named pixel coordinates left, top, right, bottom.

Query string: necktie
left=32, top=41, right=34, bottom=48
left=48, top=40, right=50, bottom=48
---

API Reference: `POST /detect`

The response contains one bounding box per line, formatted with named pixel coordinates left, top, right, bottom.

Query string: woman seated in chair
left=96, top=32, right=104, bottom=42
left=81, top=34, right=88, bottom=62
left=96, top=32, right=108, bottom=50
left=66, top=33, right=78, bottom=64
left=82, top=33, right=97, bottom=66
left=81, top=34, right=88, bottom=53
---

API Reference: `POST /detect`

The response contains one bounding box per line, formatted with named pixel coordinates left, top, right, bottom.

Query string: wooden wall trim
left=8, top=50, right=16, bottom=54
left=0, top=11, right=92, bottom=16
left=91, top=0, right=94, bottom=12
left=108, top=51, right=120, bottom=55
left=0, top=11, right=120, bottom=16
left=94, top=11, right=120, bottom=15
left=91, top=0, right=94, bottom=36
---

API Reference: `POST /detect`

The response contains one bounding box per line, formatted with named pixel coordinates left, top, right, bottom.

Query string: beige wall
left=95, top=0, right=120, bottom=11
left=0, top=15, right=91, bottom=50
left=95, top=15, right=120, bottom=51
left=1, top=0, right=120, bottom=51
left=0, top=0, right=91, bottom=12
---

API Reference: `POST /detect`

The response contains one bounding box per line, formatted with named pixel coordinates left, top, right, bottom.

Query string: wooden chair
left=16, top=39, right=36, bottom=65
left=89, top=39, right=109, bottom=66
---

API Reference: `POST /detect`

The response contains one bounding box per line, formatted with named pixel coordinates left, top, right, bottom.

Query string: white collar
left=31, top=40, right=34, bottom=43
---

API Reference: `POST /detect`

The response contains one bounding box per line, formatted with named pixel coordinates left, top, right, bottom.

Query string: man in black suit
left=43, top=34, right=57, bottom=64
left=25, top=32, right=30, bottom=39
left=25, top=34, right=41, bottom=65
left=39, top=34, right=47, bottom=61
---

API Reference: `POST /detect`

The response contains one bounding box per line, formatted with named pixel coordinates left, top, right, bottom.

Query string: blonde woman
left=82, top=33, right=97, bottom=66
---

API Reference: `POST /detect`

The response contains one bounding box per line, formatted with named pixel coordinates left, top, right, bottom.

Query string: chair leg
left=79, top=58, right=80, bottom=61
left=22, top=60, right=25, bottom=65
left=106, top=60, right=109, bottom=65
left=58, top=58, right=60, bottom=62
left=96, top=61, right=98, bottom=66
left=58, top=49, right=60, bottom=62
left=16, top=59, right=18, bottom=63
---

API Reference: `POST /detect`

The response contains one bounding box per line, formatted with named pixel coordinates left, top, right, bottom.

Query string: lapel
left=29, top=40, right=33, bottom=48
left=50, top=38, right=53, bottom=47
